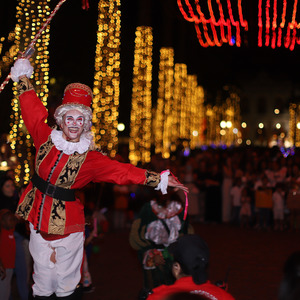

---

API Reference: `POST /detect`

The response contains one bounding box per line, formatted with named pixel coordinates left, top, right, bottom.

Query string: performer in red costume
left=10, top=58, right=188, bottom=300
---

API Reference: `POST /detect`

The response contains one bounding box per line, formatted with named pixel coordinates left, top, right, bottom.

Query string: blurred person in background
left=146, top=234, right=234, bottom=300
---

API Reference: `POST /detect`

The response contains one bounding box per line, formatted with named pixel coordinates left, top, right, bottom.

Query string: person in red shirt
left=146, top=234, right=235, bottom=300
left=0, top=209, right=16, bottom=300
left=10, top=58, right=188, bottom=300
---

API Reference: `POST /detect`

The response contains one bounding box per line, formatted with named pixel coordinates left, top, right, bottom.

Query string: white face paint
left=61, top=109, right=85, bottom=142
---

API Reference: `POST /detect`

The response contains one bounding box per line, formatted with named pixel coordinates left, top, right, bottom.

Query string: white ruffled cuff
left=155, top=170, right=170, bottom=195
left=10, top=58, right=33, bottom=82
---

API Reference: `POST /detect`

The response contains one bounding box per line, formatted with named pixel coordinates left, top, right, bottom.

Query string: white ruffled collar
left=50, top=129, right=92, bottom=155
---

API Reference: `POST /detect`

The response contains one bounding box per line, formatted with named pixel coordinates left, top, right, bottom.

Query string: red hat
left=62, top=83, right=93, bottom=107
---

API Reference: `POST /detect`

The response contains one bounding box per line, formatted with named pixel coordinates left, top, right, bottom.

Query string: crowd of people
left=1, top=144, right=300, bottom=299
left=94, top=145, right=300, bottom=233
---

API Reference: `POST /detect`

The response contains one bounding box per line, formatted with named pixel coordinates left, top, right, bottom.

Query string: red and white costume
left=15, top=77, right=161, bottom=298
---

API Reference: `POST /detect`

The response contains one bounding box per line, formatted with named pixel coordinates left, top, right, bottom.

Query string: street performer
left=10, top=58, right=188, bottom=300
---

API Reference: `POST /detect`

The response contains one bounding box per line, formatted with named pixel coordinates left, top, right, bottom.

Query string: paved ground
left=83, top=223, right=299, bottom=300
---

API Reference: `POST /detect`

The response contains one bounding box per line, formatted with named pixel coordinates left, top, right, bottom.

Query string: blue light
left=183, top=147, right=190, bottom=157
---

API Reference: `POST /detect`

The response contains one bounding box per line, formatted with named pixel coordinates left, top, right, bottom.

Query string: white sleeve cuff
left=154, top=170, right=170, bottom=195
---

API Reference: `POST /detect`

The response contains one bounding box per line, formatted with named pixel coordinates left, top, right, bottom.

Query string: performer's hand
left=168, top=176, right=189, bottom=193
left=10, top=58, right=33, bottom=82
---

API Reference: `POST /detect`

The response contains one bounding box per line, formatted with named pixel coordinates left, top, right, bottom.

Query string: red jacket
left=147, top=277, right=235, bottom=300
left=16, top=89, right=152, bottom=236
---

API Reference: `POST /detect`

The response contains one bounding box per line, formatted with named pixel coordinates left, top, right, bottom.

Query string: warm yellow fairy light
left=154, top=47, right=174, bottom=158
left=8, top=0, right=50, bottom=185
left=129, top=26, right=153, bottom=165
left=92, top=0, right=121, bottom=157
left=215, top=89, right=241, bottom=146
left=170, top=63, right=187, bottom=146
left=0, top=31, right=18, bottom=78
left=289, top=103, right=300, bottom=147
left=190, top=84, right=205, bottom=148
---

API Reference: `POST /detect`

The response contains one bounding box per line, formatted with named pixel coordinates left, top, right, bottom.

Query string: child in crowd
left=81, top=209, right=98, bottom=293
left=130, top=191, right=192, bottom=292
left=230, top=178, right=243, bottom=225
left=240, top=186, right=252, bottom=228
left=272, top=183, right=285, bottom=231
left=0, top=209, right=16, bottom=300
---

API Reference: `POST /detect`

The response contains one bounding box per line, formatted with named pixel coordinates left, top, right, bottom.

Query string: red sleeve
left=19, top=89, right=51, bottom=147
left=88, top=151, right=147, bottom=185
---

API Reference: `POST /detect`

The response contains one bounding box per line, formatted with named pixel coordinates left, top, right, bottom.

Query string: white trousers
left=29, top=223, right=84, bottom=297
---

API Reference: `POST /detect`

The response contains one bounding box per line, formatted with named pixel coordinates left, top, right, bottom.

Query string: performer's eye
left=65, top=117, right=74, bottom=124
left=77, top=117, right=84, bottom=124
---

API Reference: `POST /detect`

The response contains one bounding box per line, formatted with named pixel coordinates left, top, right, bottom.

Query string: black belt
left=31, top=172, right=75, bottom=202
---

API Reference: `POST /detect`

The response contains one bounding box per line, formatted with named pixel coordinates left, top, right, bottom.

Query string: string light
left=172, top=63, right=187, bottom=143
left=259, top=0, right=300, bottom=51
left=91, top=0, right=121, bottom=157
left=8, top=0, right=50, bottom=185
left=154, top=47, right=174, bottom=158
left=129, top=26, right=153, bottom=165
left=288, top=103, right=300, bottom=147
left=177, top=0, right=248, bottom=47
left=188, top=76, right=205, bottom=149
left=271, top=0, right=277, bottom=48
left=258, top=0, right=263, bottom=47
left=0, top=32, right=18, bottom=78
left=265, top=0, right=271, bottom=46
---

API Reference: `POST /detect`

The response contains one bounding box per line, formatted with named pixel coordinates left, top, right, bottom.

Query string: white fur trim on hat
left=10, top=59, right=33, bottom=82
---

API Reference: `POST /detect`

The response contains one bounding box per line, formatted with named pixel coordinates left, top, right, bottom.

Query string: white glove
left=155, top=170, right=170, bottom=195
left=10, top=58, right=34, bottom=82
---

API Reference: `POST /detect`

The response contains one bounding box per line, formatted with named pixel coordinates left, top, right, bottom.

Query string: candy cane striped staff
left=0, top=0, right=68, bottom=94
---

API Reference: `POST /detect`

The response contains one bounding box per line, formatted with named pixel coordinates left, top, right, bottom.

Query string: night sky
left=1, top=0, right=300, bottom=136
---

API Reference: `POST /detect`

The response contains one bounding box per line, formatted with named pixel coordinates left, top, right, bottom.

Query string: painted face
left=61, top=109, right=85, bottom=142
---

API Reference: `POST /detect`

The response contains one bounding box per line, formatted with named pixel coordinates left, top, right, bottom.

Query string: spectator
left=195, top=159, right=207, bottom=223
left=272, top=183, right=285, bottom=231
left=254, top=175, right=272, bottom=230
left=222, top=157, right=233, bottom=223
left=81, top=209, right=97, bottom=293
left=230, top=178, right=243, bottom=225
left=0, top=176, right=18, bottom=211
left=205, top=163, right=222, bottom=223
left=130, top=191, right=192, bottom=291
left=278, top=251, right=300, bottom=300
left=113, top=184, right=130, bottom=230
left=0, top=209, right=16, bottom=300
left=240, top=186, right=251, bottom=228
left=0, top=177, right=30, bottom=300
left=146, top=234, right=235, bottom=300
